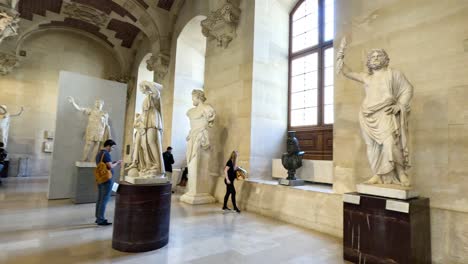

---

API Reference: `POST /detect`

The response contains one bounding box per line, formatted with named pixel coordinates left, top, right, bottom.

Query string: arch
left=14, top=27, right=126, bottom=75
left=171, top=15, right=207, bottom=168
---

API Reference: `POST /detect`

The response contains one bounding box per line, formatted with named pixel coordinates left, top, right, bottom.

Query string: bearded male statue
left=337, top=38, right=413, bottom=187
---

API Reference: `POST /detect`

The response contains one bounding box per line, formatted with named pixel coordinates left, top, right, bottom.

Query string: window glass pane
left=324, top=0, right=334, bottom=41
left=303, top=71, right=318, bottom=90
left=291, top=53, right=317, bottom=76
left=291, top=107, right=318, bottom=127
left=324, top=67, right=334, bottom=86
left=324, top=85, right=333, bottom=105
left=291, top=75, right=305, bottom=93
left=304, top=107, right=318, bottom=126
left=291, top=91, right=306, bottom=110
left=292, top=0, right=318, bottom=52
left=324, top=47, right=334, bottom=67
left=324, top=104, right=334, bottom=124
left=304, top=89, right=318, bottom=107
left=293, top=0, right=318, bottom=21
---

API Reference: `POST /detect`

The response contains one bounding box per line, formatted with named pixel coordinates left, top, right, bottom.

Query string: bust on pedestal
left=279, top=131, right=305, bottom=186
left=180, top=90, right=216, bottom=205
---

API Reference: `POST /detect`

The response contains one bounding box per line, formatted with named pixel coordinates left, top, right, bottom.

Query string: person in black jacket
left=163, top=147, right=175, bottom=188
left=0, top=142, right=7, bottom=185
left=223, top=150, right=240, bottom=213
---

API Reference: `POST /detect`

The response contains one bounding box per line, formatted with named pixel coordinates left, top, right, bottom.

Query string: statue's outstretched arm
left=336, top=37, right=364, bottom=84
left=10, top=106, right=24, bottom=117
left=66, top=96, right=86, bottom=112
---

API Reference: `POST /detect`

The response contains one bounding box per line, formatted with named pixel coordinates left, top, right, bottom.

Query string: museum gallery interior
left=0, top=0, right=467, bottom=263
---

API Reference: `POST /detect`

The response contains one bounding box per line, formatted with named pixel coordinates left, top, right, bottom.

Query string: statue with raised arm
left=0, top=105, right=23, bottom=148
left=126, top=81, right=165, bottom=178
left=337, top=37, right=413, bottom=187
left=67, top=97, right=112, bottom=162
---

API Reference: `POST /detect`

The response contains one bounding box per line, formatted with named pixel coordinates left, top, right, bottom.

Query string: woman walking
left=223, top=151, right=240, bottom=213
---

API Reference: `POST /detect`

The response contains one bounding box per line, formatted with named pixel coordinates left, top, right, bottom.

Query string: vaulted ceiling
left=10, top=0, right=178, bottom=74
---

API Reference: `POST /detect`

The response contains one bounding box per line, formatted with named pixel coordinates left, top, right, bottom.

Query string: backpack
left=94, top=151, right=112, bottom=184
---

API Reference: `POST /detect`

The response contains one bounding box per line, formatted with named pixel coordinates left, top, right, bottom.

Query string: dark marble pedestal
left=112, top=182, right=172, bottom=253
left=0, top=160, right=9, bottom=178
left=343, top=192, right=431, bottom=264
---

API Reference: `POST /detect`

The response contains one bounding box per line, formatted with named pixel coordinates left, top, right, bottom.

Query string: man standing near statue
left=163, top=146, right=175, bottom=191
left=337, top=38, right=413, bottom=186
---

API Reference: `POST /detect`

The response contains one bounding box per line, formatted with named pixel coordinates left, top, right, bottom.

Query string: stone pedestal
left=72, top=162, right=97, bottom=204
left=112, top=182, right=171, bottom=252
left=180, top=150, right=215, bottom=205
left=125, top=175, right=169, bottom=184
left=278, top=178, right=305, bottom=186
left=343, top=192, right=431, bottom=264
left=356, top=183, right=419, bottom=200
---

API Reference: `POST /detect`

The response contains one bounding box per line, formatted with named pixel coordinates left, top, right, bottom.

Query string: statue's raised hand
left=66, top=96, right=75, bottom=104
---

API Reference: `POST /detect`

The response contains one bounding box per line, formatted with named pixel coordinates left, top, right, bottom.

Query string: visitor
left=163, top=146, right=175, bottom=190
left=95, top=139, right=122, bottom=226
left=178, top=166, right=188, bottom=187
left=223, top=150, right=240, bottom=213
left=0, top=142, right=6, bottom=186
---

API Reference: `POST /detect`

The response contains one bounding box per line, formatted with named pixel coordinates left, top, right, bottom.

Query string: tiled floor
left=0, top=177, right=350, bottom=264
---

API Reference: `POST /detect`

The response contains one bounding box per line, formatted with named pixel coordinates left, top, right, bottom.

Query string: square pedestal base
left=343, top=193, right=431, bottom=264
left=279, top=179, right=305, bottom=186
left=357, top=183, right=419, bottom=200
left=180, top=193, right=216, bottom=205
left=125, top=176, right=169, bottom=185
left=73, top=163, right=97, bottom=204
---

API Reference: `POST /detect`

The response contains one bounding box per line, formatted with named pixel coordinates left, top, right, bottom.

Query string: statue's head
left=366, top=49, right=390, bottom=74
left=286, top=131, right=300, bottom=153
left=191, top=89, right=206, bottom=106
left=139, top=81, right=161, bottom=94
left=94, top=100, right=104, bottom=110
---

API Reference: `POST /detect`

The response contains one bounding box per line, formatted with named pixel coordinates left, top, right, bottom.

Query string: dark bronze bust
left=281, top=131, right=305, bottom=180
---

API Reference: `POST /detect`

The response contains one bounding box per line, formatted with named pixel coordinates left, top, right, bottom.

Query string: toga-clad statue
left=0, top=104, right=23, bottom=148
left=127, top=81, right=165, bottom=177
left=67, top=97, right=112, bottom=162
left=186, top=89, right=216, bottom=164
left=337, top=38, right=413, bottom=186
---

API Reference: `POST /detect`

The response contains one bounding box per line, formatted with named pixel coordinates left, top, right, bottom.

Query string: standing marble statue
left=180, top=89, right=216, bottom=204
left=0, top=105, right=23, bottom=148
left=186, top=89, right=216, bottom=164
left=337, top=38, right=413, bottom=186
left=127, top=81, right=165, bottom=179
left=67, top=97, right=112, bottom=162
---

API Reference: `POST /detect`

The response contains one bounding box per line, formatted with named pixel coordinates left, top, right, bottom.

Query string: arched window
left=289, top=0, right=334, bottom=160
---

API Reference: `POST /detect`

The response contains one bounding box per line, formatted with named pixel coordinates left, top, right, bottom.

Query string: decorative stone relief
left=0, top=52, right=19, bottom=75
left=146, top=52, right=169, bottom=82
left=200, top=0, right=241, bottom=48
left=62, top=2, right=109, bottom=27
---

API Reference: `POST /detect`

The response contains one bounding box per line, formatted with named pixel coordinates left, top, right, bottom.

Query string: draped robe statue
left=337, top=38, right=413, bottom=186
left=127, top=81, right=165, bottom=177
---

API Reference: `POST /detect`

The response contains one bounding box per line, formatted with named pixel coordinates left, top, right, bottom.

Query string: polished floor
left=0, top=177, right=350, bottom=264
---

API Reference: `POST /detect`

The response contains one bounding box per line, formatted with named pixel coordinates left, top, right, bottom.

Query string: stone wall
left=333, top=0, right=468, bottom=262
left=0, top=30, right=120, bottom=177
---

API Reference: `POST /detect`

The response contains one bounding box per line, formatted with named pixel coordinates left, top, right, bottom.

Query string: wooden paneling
left=19, top=0, right=63, bottom=20
left=294, top=127, right=332, bottom=160
left=157, top=0, right=175, bottom=11
left=107, top=19, right=141, bottom=48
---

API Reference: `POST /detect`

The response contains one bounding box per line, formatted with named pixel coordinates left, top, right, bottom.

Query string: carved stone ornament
left=0, top=7, right=20, bottom=44
left=200, top=0, right=241, bottom=48
left=0, top=52, right=19, bottom=75
left=108, top=75, right=131, bottom=83
left=146, top=53, right=170, bottom=81
left=62, top=2, right=109, bottom=27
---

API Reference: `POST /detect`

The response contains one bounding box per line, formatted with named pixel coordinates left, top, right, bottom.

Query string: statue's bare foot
left=126, top=163, right=137, bottom=170
left=399, top=173, right=411, bottom=187
left=365, top=175, right=382, bottom=184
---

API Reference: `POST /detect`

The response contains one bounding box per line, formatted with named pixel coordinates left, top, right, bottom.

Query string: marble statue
left=0, top=104, right=23, bottom=148
left=186, top=89, right=216, bottom=164
left=0, top=10, right=19, bottom=43
left=180, top=89, right=216, bottom=204
left=67, top=97, right=112, bottom=162
left=126, top=81, right=165, bottom=178
left=337, top=38, right=413, bottom=187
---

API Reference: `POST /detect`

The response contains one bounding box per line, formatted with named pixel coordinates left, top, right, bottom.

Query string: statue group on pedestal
left=0, top=104, right=23, bottom=148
